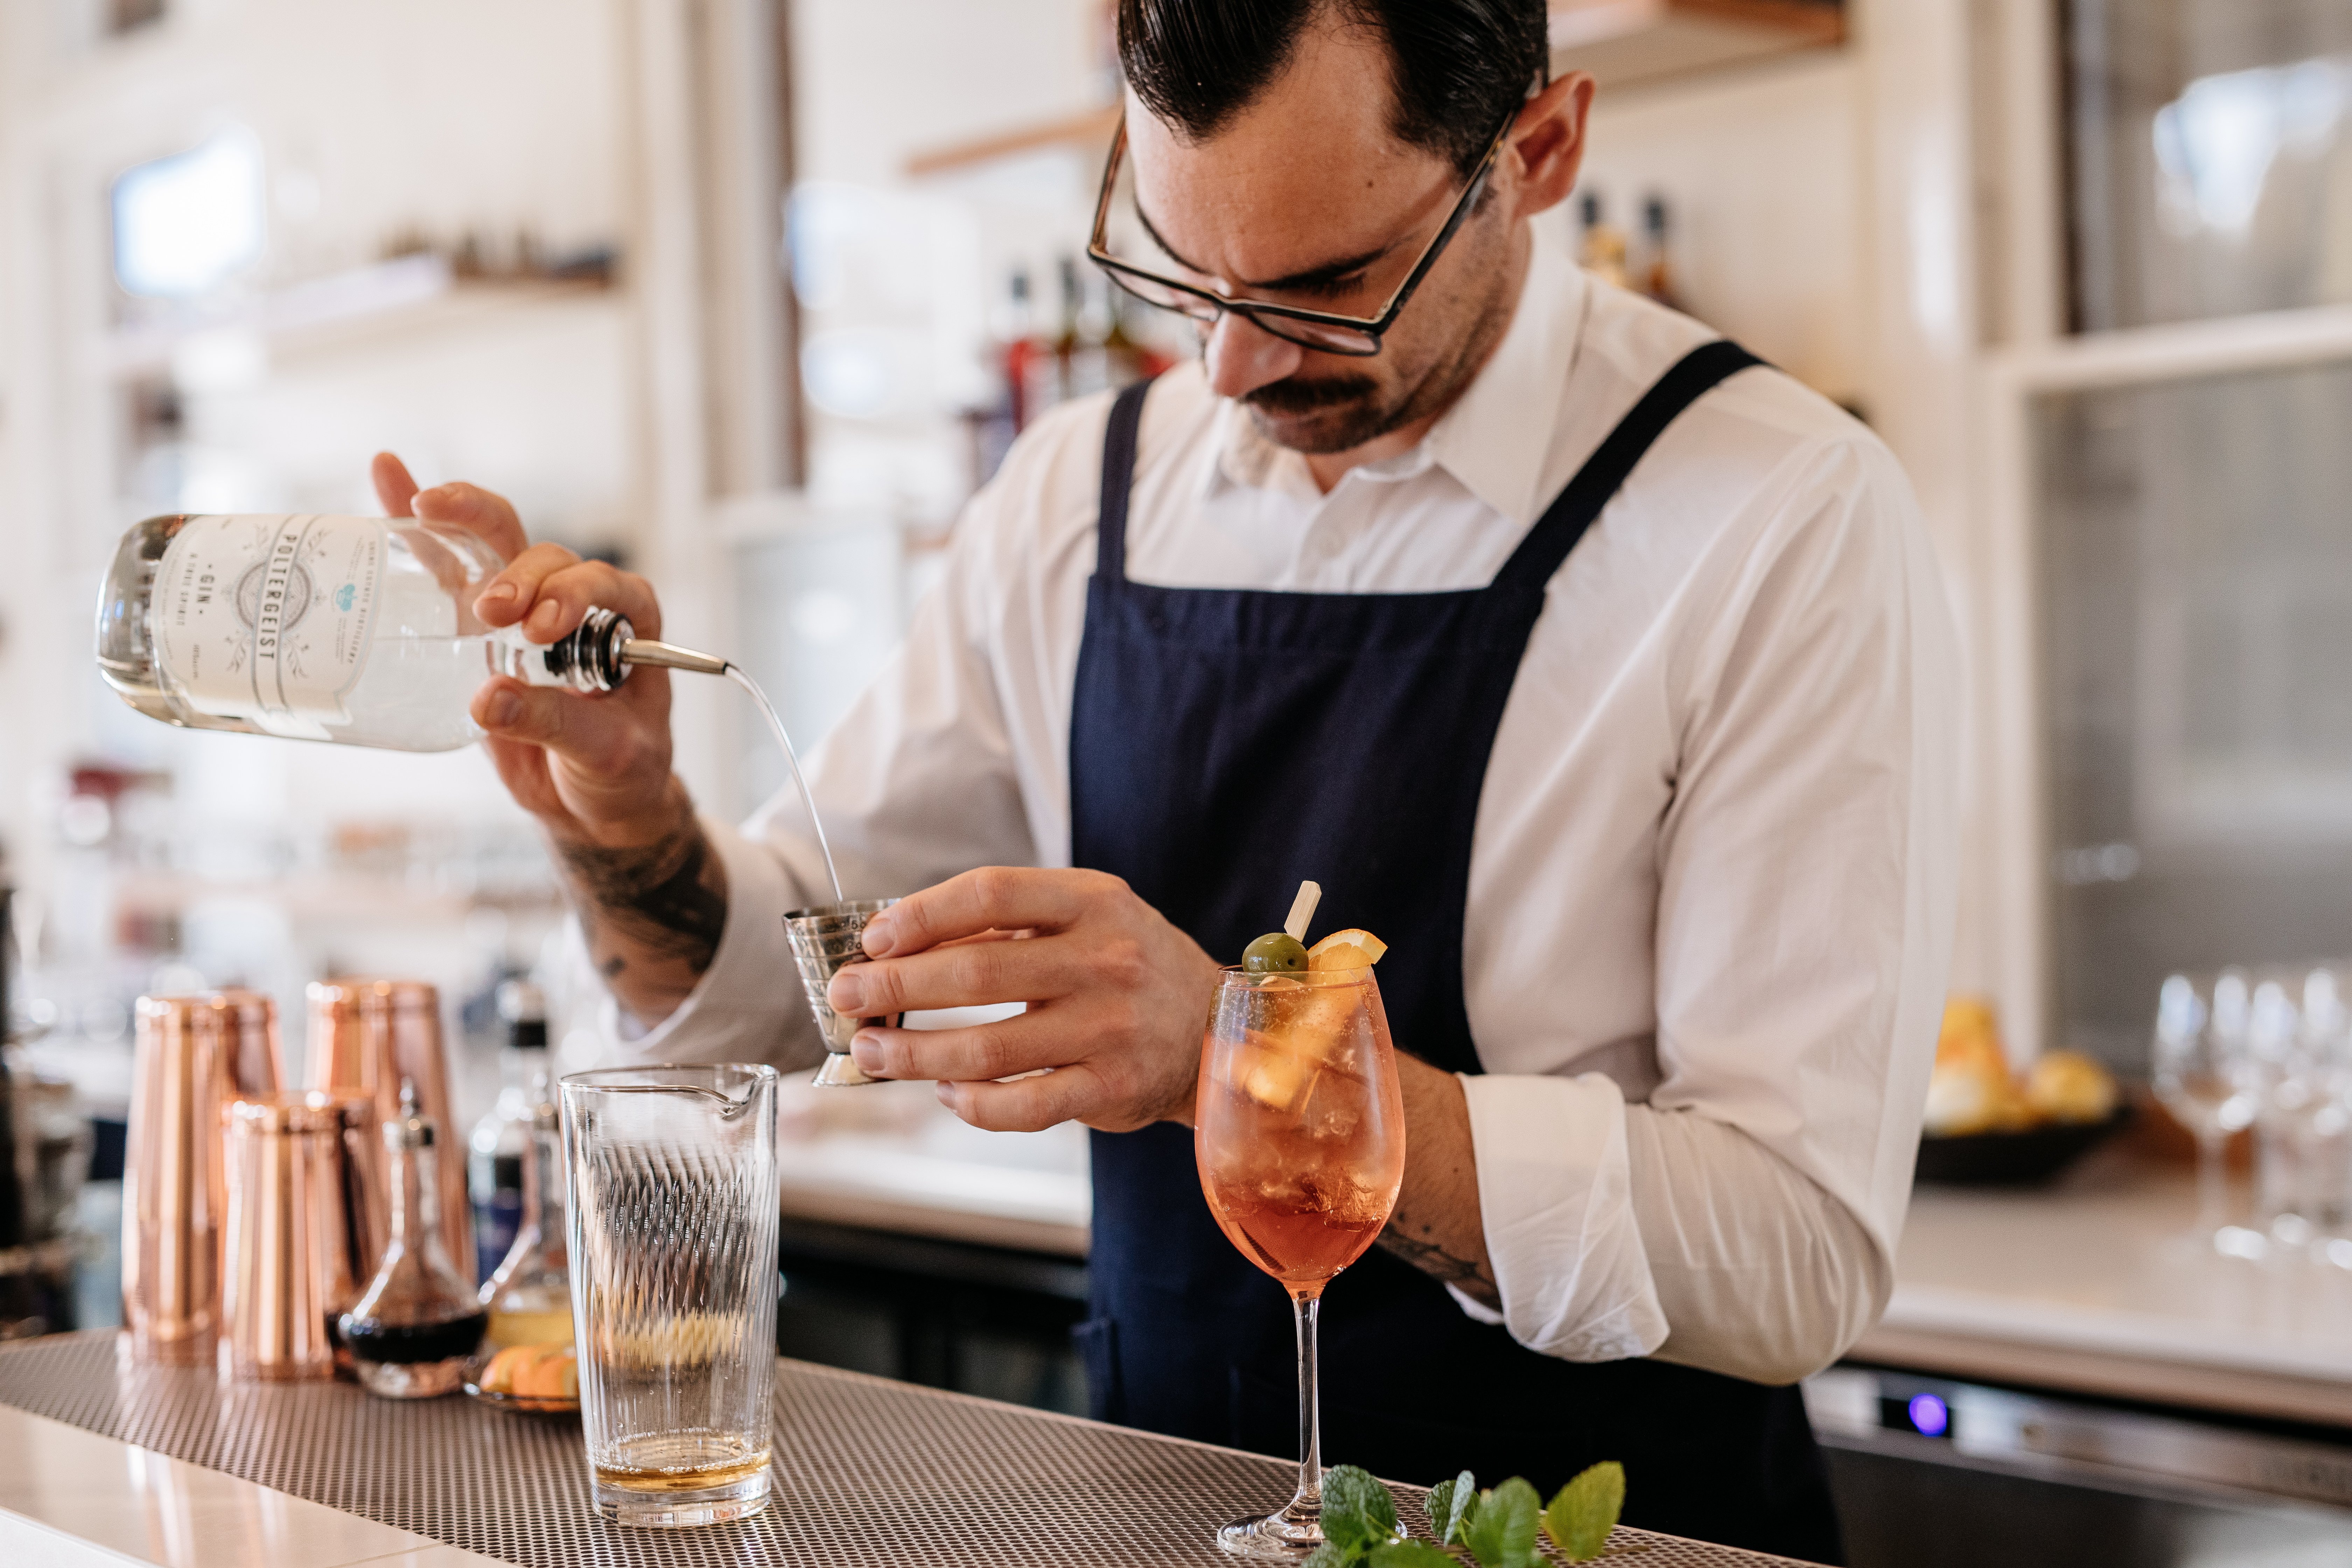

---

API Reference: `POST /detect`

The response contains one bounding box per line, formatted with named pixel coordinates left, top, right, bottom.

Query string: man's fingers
left=864, top=867, right=1113, bottom=957
left=373, top=453, right=421, bottom=518
left=470, top=677, right=650, bottom=775
left=849, top=1011, right=1063, bottom=1086
left=413, top=480, right=529, bottom=562
left=474, top=542, right=583, bottom=628
left=937, top=1068, right=1100, bottom=1135
left=510, top=557, right=665, bottom=644
left=828, top=931, right=1082, bottom=1017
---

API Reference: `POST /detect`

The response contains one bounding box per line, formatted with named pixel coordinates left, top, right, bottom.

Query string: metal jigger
left=785, top=900, right=902, bottom=1086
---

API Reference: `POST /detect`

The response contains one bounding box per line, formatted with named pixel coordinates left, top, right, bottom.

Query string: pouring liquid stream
left=720, top=664, right=845, bottom=906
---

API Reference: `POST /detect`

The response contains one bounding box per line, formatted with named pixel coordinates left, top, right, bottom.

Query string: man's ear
left=1505, top=72, right=1596, bottom=222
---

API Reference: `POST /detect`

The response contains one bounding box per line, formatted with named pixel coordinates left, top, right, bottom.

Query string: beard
left=1240, top=372, right=1403, bottom=453
left=1235, top=237, right=1520, bottom=457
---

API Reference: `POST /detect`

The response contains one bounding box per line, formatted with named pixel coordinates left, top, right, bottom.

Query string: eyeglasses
left=1085, top=103, right=1520, bottom=358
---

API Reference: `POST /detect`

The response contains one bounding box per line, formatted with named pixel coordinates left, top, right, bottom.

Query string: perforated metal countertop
left=0, top=1331, right=1807, bottom=1567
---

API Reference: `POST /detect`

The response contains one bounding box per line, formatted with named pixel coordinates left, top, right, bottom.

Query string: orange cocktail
left=1195, top=953, right=1405, bottom=1559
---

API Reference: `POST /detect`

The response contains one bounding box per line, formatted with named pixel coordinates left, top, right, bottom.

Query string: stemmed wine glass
left=2151, top=971, right=2261, bottom=1252
left=1195, top=964, right=1407, bottom=1559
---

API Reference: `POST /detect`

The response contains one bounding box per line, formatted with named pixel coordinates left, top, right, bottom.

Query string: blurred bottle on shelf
left=1640, top=195, right=1685, bottom=313
left=468, top=980, right=546, bottom=1283
left=1578, top=192, right=1630, bottom=290
left=1102, top=287, right=1176, bottom=386
left=1054, top=256, right=1113, bottom=404
left=1000, top=268, right=1049, bottom=434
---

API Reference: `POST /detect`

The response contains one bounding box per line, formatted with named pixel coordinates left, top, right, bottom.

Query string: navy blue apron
left=1067, top=341, right=1842, bottom=1563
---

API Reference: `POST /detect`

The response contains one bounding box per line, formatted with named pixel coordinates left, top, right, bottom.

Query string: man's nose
left=1202, top=311, right=1306, bottom=399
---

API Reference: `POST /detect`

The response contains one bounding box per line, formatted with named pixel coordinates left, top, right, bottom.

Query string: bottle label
left=149, top=515, right=384, bottom=739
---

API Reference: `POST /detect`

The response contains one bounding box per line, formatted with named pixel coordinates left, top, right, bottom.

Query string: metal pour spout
left=619, top=637, right=728, bottom=677
left=549, top=607, right=732, bottom=690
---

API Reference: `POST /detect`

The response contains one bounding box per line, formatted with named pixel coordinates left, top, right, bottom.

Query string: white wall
left=0, top=0, right=638, bottom=1053
left=1577, top=51, right=1868, bottom=406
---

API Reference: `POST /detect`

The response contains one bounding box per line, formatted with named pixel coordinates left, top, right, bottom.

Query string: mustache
left=1241, top=374, right=1380, bottom=415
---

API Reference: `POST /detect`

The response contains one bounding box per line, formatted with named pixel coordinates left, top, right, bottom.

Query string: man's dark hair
left=1116, top=0, right=1548, bottom=177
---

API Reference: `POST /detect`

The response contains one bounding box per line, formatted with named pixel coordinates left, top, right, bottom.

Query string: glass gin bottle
left=94, top=512, right=693, bottom=751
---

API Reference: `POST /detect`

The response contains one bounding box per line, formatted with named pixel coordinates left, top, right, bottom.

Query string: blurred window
left=2036, top=357, right=2352, bottom=1065
left=2069, top=0, right=2352, bottom=330
left=111, top=127, right=266, bottom=300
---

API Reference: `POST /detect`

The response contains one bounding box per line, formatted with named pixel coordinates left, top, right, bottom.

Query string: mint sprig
left=1543, top=1462, right=1626, bottom=1563
left=1310, top=1460, right=1625, bottom=1567
left=1426, top=1470, right=1477, bottom=1547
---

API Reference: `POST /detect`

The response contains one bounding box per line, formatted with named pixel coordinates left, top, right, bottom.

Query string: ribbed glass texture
left=560, top=1066, right=779, bottom=1520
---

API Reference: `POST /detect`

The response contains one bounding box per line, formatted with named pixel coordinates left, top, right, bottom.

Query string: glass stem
left=2195, top=1129, right=2227, bottom=1235
left=1291, top=1288, right=1322, bottom=1515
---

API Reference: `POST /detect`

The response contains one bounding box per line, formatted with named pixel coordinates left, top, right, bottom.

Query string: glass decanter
left=339, top=1081, right=489, bottom=1396
left=480, top=1085, right=573, bottom=1351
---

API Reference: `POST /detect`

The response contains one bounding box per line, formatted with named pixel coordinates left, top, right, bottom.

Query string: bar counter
left=1855, top=1144, right=2352, bottom=1427
left=0, top=1331, right=1809, bottom=1568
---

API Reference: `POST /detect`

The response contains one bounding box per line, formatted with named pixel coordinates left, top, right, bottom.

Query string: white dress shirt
left=602, top=224, right=1961, bottom=1386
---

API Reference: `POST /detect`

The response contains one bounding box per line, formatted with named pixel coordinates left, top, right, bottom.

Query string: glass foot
left=591, top=1467, right=770, bottom=1528
left=1218, top=1502, right=1402, bottom=1560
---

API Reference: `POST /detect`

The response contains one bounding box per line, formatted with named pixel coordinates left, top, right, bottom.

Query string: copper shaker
left=305, top=979, right=474, bottom=1285
left=122, top=992, right=282, bottom=1364
left=220, top=1093, right=370, bottom=1381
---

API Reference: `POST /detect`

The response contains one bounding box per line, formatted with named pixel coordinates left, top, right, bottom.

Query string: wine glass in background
left=2151, top=971, right=2261, bottom=1254
left=1195, top=965, right=1407, bottom=1560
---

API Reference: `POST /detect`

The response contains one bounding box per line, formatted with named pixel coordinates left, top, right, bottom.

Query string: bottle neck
left=519, top=1119, right=567, bottom=1264
left=389, top=1136, right=456, bottom=1274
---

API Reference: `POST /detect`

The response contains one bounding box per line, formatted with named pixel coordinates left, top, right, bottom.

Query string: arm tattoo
left=556, top=820, right=729, bottom=977
left=1379, top=1226, right=1502, bottom=1310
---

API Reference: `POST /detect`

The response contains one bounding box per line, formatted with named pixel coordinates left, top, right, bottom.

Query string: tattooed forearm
left=1380, top=1223, right=1501, bottom=1309
left=555, top=816, right=730, bottom=983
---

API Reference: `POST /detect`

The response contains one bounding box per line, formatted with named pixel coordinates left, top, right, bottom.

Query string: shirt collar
left=1202, top=222, right=1589, bottom=523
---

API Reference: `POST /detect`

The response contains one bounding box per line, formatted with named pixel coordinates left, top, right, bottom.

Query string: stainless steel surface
left=785, top=901, right=903, bottom=1086
left=123, top=992, right=283, bottom=1364
left=221, top=1094, right=364, bottom=1382
left=0, top=1330, right=1803, bottom=1567
left=1811, top=1365, right=2352, bottom=1511
left=306, top=978, right=475, bottom=1285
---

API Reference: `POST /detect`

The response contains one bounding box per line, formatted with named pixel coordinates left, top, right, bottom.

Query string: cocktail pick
left=1283, top=881, right=1321, bottom=944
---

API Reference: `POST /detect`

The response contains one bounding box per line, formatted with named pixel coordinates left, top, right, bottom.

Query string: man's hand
left=372, top=453, right=724, bottom=1020
left=826, top=868, right=1222, bottom=1133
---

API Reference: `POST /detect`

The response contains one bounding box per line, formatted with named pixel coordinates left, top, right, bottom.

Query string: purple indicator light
left=1907, top=1392, right=1950, bottom=1437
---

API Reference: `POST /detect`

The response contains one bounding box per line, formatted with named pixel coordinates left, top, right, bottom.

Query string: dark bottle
left=469, top=981, right=547, bottom=1280
left=1641, top=195, right=1685, bottom=313
left=340, top=1080, right=486, bottom=1397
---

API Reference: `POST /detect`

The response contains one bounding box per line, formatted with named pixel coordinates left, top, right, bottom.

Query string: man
left=376, top=1, right=1956, bottom=1556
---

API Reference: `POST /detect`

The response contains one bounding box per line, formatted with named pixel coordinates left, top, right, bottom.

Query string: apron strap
left=1095, top=376, right=1160, bottom=584
left=1491, top=339, right=1763, bottom=594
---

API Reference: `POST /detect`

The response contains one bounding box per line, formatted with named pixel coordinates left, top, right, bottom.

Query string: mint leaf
left=1462, top=1477, right=1541, bottom=1568
left=1543, top=1462, right=1626, bottom=1564
left=1322, top=1465, right=1400, bottom=1556
left=1302, top=1544, right=1356, bottom=1568
left=1426, top=1470, right=1477, bottom=1546
left=1370, top=1543, right=1461, bottom=1568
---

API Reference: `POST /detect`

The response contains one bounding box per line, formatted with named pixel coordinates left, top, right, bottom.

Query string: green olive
left=1242, top=932, right=1308, bottom=973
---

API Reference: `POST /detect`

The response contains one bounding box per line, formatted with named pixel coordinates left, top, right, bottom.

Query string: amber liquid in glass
left=594, top=1446, right=771, bottom=1494
left=1197, top=971, right=1406, bottom=1289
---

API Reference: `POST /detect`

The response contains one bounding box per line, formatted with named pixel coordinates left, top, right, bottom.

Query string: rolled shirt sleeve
left=1459, top=432, right=1960, bottom=1382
